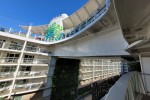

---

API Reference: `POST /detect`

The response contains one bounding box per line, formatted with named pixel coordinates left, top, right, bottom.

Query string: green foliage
left=45, top=22, right=65, bottom=41
left=50, top=58, right=80, bottom=100
left=0, top=97, right=4, bottom=100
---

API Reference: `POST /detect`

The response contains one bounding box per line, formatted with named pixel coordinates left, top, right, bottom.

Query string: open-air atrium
left=0, top=0, right=150, bottom=100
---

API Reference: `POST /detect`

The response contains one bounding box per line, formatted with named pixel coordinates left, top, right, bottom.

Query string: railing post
left=19, top=30, right=21, bottom=36
left=9, top=28, right=11, bottom=33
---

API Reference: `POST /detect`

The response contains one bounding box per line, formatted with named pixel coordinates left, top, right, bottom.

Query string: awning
left=20, top=24, right=48, bottom=34
left=63, top=0, right=105, bottom=29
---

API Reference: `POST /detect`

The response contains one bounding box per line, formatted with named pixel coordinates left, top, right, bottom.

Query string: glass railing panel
left=0, top=57, right=19, bottom=63
left=0, top=86, right=11, bottom=96
left=5, top=43, right=23, bottom=50
left=25, top=46, right=37, bottom=52
left=0, top=72, right=15, bottom=78
left=17, top=71, right=48, bottom=77
left=22, top=58, right=49, bottom=64
left=13, top=82, right=46, bottom=93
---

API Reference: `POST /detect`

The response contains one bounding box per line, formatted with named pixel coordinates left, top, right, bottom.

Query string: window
left=20, top=66, right=31, bottom=71
left=6, top=53, right=19, bottom=63
left=23, top=55, right=34, bottom=63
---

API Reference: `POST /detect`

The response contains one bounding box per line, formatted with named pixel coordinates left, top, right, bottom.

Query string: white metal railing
left=0, top=26, right=27, bottom=37
left=25, top=45, right=48, bottom=54
left=0, top=72, right=15, bottom=78
left=0, top=57, right=19, bottom=63
left=14, top=82, right=46, bottom=91
left=17, top=71, right=48, bottom=76
left=0, top=86, right=10, bottom=95
left=0, top=42, right=23, bottom=50
left=0, top=1, right=111, bottom=43
left=21, top=58, right=49, bottom=64
left=104, top=72, right=147, bottom=100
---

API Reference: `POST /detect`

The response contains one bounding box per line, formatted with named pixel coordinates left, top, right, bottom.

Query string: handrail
left=104, top=72, right=147, bottom=100
left=21, top=58, right=49, bottom=64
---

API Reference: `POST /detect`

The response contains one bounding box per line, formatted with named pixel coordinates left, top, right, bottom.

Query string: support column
left=8, top=26, right=32, bottom=99
left=43, top=57, right=57, bottom=99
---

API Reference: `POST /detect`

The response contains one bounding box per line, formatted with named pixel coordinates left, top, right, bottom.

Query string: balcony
left=0, top=57, right=18, bottom=64
left=0, top=72, right=14, bottom=80
left=0, top=86, right=10, bottom=96
left=17, top=71, right=48, bottom=77
left=13, top=82, right=47, bottom=93
left=25, top=46, right=48, bottom=54
left=21, top=58, right=49, bottom=65
left=104, top=72, right=150, bottom=100
left=0, top=42, right=23, bottom=51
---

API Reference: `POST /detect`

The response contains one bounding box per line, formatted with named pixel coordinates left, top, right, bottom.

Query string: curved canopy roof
left=21, top=0, right=105, bottom=34
left=20, top=24, right=48, bottom=34
left=63, top=0, right=105, bottom=29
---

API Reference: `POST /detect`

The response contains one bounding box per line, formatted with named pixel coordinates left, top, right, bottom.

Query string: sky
left=0, top=0, right=88, bottom=30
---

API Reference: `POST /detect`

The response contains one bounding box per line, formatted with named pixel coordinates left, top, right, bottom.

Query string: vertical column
left=43, top=57, right=57, bottom=99
left=92, top=60, right=95, bottom=83
left=7, top=26, right=32, bottom=99
left=102, top=59, right=104, bottom=79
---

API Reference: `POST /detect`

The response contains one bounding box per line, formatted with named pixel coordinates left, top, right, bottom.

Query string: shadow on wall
left=50, top=58, right=80, bottom=100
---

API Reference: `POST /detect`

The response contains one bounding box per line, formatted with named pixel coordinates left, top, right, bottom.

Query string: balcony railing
left=0, top=72, right=15, bottom=78
left=21, top=58, right=49, bottom=64
left=13, top=82, right=46, bottom=93
left=104, top=72, right=148, bottom=100
left=17, top=71, right=48, bottom=77
left=25, top=46, right=48, bottom=54
left=0, top=41, right=23, bottom=51
left=0, top=86, right=10, bottom=96
left=0, top=26, right=27, bottom=37
left=0, top=57, right=19, bottom=64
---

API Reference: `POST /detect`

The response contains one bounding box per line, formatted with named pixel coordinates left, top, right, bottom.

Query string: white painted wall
left=141, top=57, right=150, bottom=92
left=52, top=27, right=129, bottom=57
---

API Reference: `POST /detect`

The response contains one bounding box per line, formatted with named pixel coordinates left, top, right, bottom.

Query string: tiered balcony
left=21, top=58, right=49, bottom=65
left=0, top=57, right=18, bottom=64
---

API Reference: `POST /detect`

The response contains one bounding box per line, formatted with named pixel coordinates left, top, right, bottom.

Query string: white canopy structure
left=20, top=24, right=48, bottom=34
left=63, top=0, right=105, bottom=29
left=20, top=0, right=106, bottom=34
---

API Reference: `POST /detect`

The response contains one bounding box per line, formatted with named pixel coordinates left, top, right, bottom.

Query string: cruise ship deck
left=0, top=0, right=150, bottom=100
